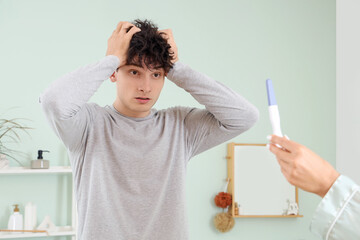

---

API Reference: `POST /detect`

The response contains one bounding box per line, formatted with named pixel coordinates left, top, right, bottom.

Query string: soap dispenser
left=31, top=150, right=50, bottom=169
left=8, top=204, right=23, bottom=231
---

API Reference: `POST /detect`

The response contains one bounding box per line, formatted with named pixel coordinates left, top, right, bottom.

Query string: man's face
left=111, top=64, right=165, bottom=118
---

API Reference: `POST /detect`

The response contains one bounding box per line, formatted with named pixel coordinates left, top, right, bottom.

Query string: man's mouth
left=135, top=97, right=151, bottom=104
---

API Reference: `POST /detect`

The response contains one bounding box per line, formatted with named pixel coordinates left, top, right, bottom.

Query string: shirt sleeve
left=166, top=62, right=259, bottom=158
left=39, top=55, right=119, bottom=151
left=310, top=175, right=360, bottom=240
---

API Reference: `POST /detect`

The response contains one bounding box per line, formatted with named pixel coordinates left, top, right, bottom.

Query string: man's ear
left=110, top=72, right=116, bottom=82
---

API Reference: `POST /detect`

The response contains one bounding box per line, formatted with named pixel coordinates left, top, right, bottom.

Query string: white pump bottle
left=8, top=204, right=23, bottom=231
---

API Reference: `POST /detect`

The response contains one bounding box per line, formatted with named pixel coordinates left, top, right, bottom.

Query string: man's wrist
left=104, top=55, right=121, bottom=71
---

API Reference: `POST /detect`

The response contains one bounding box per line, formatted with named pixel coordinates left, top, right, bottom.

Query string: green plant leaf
left=0, top=114, right=32, bottom=167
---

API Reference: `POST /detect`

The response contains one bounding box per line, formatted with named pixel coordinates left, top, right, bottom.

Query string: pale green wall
left=0, top=0, right=335, bottom=239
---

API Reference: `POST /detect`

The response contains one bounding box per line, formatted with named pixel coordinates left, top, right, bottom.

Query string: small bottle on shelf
left=8, top=204, right=23, bottom=231
left=234, top=202, right=239, bottom=215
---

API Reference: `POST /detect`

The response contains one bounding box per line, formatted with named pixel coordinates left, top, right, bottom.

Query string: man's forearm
left=166, top=62, right=259, bottom=130
left=40, top=55, right=119, bottom=120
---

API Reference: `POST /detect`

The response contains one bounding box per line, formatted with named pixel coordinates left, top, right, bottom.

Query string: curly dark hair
left=125, top=19, right=174, bottom=73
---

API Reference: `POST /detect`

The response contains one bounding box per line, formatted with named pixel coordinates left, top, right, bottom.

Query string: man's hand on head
left=106, top=21, right=141, bottom=68
left=159, top=29, right=178, bottom=64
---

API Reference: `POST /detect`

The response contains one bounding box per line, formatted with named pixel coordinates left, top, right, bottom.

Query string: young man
left=40, top=20, right=259, bottom=240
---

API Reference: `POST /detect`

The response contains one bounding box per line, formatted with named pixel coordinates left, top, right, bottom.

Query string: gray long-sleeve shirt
left=40, top=55, right=259, bottom=240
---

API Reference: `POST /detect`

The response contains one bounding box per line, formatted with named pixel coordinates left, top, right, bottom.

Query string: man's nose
left=138, top=76, right=151, bottom=93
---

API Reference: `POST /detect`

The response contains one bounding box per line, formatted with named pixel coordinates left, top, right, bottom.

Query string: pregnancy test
left=266, top=79, right=283, bottom=137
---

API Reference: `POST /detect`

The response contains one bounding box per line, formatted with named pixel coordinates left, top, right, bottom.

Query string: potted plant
left=0, top=117, right=32, bottom=168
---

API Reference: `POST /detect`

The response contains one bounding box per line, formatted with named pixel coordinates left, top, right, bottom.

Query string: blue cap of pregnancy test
left=266, top=78, right=277, bottom=106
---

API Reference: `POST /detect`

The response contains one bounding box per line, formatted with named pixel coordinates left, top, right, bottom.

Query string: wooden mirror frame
left=227, top=143, right=303, bottom=218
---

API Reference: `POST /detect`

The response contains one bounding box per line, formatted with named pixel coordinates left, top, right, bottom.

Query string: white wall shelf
left=0, top=166, right=72, bottom=175
left=0, top=166, right=77, bottom=240
left=0, top=229, right=75, bottom=239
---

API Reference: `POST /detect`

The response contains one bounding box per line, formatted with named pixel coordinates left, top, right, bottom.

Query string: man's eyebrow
left=116, top=64, right=143, bottom=71
left=128, top=64, right=164, bottom=72
left=121, top=62, right=164, bottom=72
left=152, top=67, right=164, bottom=70
left=126, top=64, right=144, bottom=69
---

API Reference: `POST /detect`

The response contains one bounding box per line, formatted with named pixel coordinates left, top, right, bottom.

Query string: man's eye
left=153, top=73, right=161, bottom=78
left=130, top=70, right=138, bottom=75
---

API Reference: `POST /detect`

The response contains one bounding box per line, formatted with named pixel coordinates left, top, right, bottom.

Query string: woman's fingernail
left=266, top=144, right=270, bottom=149
left=284, top=135, right=290, bottom=140
left=267, top=135, right=272, bottom=140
